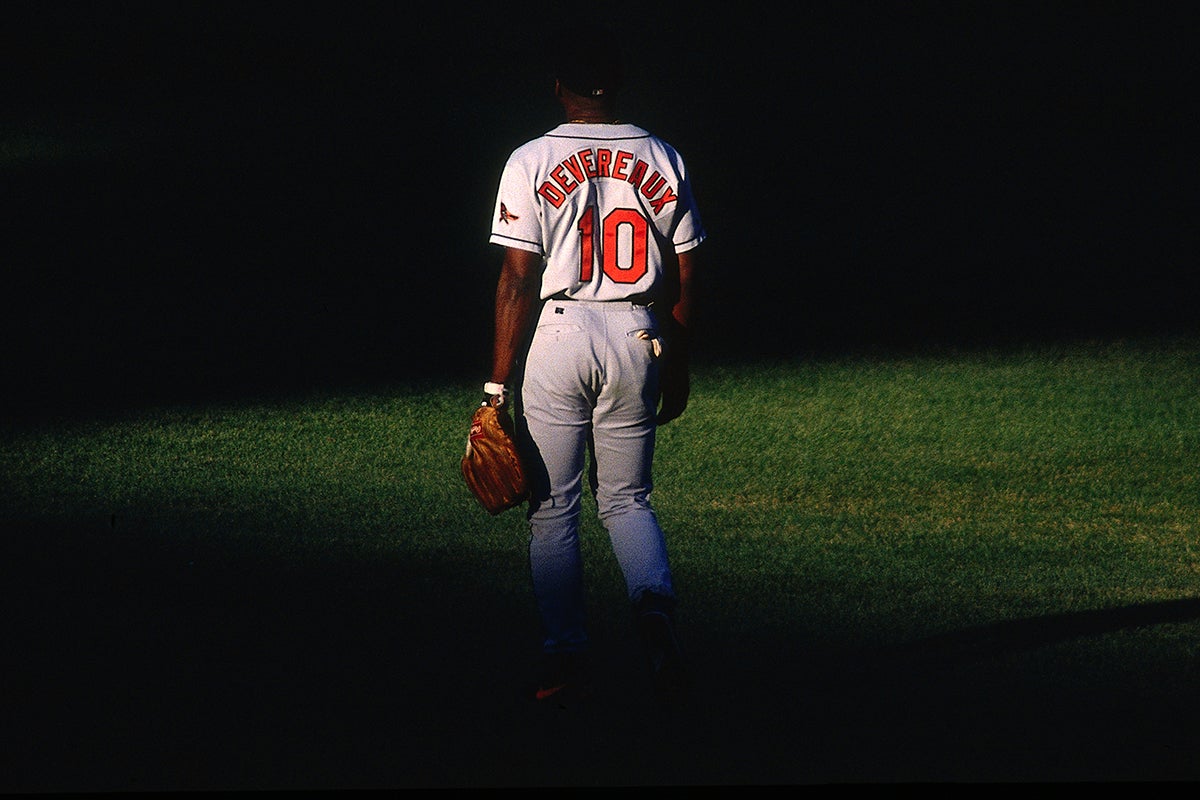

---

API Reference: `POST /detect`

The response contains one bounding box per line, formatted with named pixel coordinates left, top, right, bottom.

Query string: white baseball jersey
left=489, top=122, right=706, bottom=301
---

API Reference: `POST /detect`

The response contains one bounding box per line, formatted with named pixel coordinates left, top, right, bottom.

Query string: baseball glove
left=461, top=401, right=528, bottom=515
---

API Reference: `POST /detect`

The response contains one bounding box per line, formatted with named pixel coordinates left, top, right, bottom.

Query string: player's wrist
left=482, top=381, right=510, bottom=409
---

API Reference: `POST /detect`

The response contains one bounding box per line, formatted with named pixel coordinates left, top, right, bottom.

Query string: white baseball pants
left=518, top=299, right=676, bottom=654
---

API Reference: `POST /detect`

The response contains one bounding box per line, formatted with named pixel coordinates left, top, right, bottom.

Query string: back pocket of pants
left=628, top=328, right=663, bottom=358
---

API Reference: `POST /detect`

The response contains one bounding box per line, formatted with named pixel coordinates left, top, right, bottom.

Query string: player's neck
left=562, top=101, right=620, bottom=125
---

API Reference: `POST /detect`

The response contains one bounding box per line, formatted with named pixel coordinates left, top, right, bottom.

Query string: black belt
left=549, top=291, right=656, bottom=307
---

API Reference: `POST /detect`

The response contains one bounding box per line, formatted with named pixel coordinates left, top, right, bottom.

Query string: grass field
left=3, top=336, right=1199, bottom=788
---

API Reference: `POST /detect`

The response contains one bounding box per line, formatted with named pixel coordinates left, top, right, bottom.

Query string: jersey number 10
left=578, top=205, right=649, bottom=284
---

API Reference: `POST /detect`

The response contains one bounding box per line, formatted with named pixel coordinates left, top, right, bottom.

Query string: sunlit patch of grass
left=3, top=338, right=1198, bottom=650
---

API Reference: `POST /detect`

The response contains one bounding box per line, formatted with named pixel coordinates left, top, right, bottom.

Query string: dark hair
left=554, top=30, right=624, bottom=98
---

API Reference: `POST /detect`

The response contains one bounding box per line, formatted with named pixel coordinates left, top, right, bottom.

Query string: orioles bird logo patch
left=499, top=203, right=519, bottom=224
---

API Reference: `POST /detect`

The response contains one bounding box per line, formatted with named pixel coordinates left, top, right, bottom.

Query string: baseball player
left=485, top=33, right=705, bottom=705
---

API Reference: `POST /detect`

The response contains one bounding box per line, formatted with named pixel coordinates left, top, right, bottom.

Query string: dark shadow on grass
left=0, top=516, right=545, bottom=791
left=5, top=514, right=1200, bottom=788
left=872, top=598, right=1200, bottom=671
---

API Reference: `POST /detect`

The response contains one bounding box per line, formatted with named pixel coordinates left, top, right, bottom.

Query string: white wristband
left=483, top=382, right=507, bottom=396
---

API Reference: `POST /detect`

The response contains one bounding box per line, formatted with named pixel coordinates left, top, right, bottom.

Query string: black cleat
left=635, top=593, right=692, bottom=706
left=533, top=650, right=592, bottom=705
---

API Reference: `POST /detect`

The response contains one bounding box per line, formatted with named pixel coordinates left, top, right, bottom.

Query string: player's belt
left=549, top=291, right=656, bottom=306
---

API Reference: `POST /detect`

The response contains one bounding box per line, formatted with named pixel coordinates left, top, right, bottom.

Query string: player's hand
left=656, top=355, right=689, bottom=425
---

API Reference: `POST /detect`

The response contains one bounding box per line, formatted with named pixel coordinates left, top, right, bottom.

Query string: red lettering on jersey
left=626, top=159, right=648, bottom=190
left=605, top=208, right=649, bottom=283
left=551, top=165, right=577, bottom=194
left=578, top=205, right=596, bottom=281
left=611, top=150, right=633, bottom=181
left=578, top=149, right=597, bottom=178
left=562, top=154, right=586, bottom=185
left=595, top=149, right=612, bottom=178
left=537, top=148, right=677, bottom=215
left=640, top=172, right=665, bottom=199
left=649, top=186, right=678, bottom=214
left=538, top=181, right=566, bottom=208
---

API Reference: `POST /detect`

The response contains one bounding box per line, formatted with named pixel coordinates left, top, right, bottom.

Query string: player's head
left=553, top=29, right=624, bottom=100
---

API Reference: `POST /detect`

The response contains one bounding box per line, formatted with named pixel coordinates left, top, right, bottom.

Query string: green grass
left=654, top=339, right=1199, bottom=647
left=3, top=336, right=1198, bottom=654
left=3, top=336, right=1199, bottom=787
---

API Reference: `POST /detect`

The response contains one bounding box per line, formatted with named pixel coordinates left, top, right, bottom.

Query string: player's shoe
left=533, top=650, right=591, bottom=704
left=634, top=592, right=692, bottom=707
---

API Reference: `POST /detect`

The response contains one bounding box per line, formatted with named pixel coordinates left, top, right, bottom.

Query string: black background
left=5, top=3, right=1197, bottom=416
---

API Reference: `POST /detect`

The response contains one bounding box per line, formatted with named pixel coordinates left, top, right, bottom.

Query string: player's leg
left=591, top=305, right=675, bottom=604
left=591, top=304, right=690, bottom=702
left=519, top=304, right=596, bottom=656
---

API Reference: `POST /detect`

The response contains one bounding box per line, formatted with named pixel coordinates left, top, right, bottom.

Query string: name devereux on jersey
left=535, top=146, right=679, bottom=216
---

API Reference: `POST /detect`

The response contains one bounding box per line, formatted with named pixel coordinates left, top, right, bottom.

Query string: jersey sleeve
left=488, top=152, right=543, bottom=255
left=670, top=167, right=706, bottom=254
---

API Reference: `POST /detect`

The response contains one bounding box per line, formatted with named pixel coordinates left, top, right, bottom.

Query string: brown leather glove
left=461, top=401, right=528, bottom=515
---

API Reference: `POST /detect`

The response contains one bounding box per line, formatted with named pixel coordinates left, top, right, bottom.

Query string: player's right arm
left=490, top=246, right=543, bottom=387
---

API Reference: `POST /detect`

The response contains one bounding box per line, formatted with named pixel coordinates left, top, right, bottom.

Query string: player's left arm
left=656, top=248, right=698, bottom=426
left=491, top=246, right=542, bottom=388
left=669, top=248, right=697, bottom=345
